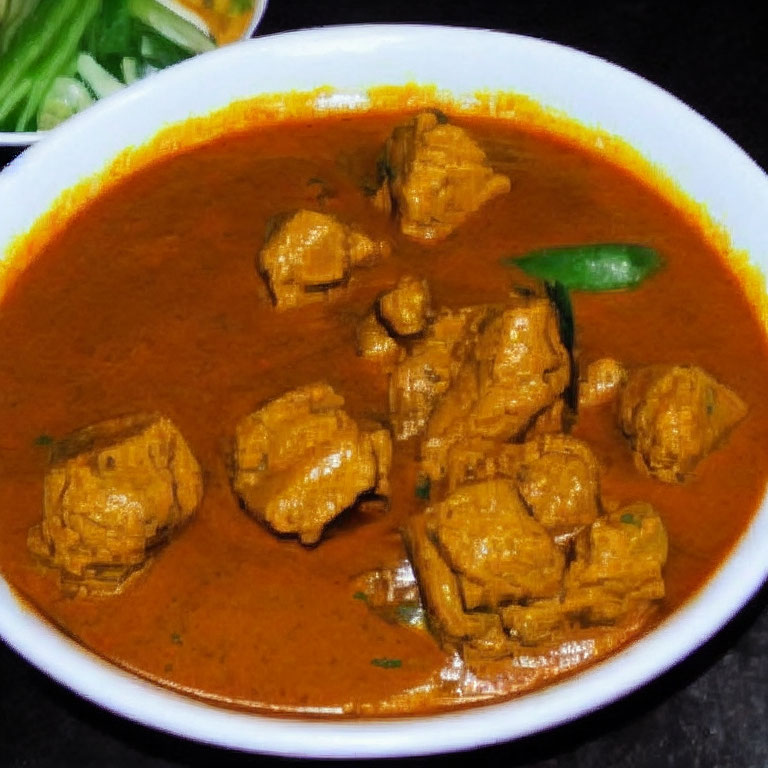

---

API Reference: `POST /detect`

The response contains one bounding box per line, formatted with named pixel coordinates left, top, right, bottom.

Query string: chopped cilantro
left=371, top=657, right=402, bottom=669
left=353, top=591, right=369, bottom=603
left=620, top=513, right=641, bottom=527
left=33, top=434, right=54, bottom=446
left=170, top=631, right=183, bottom=645
left=415, top=474, right=431, bottom=500
left=229, top=0, right=253, bottom=13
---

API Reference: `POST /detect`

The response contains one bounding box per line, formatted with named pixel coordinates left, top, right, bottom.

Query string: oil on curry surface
left=1, top=91, right=767, bottom=716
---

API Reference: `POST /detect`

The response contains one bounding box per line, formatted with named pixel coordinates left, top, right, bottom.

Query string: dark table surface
left=2, top=2, right=768, bottom=766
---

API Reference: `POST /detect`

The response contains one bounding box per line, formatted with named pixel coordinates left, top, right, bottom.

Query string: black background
left=2, top=2, right=768, bottom=766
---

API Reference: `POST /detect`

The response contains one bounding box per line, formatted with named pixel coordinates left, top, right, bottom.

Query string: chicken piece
left=516, top=434, right=601, bottom=536
left=421, top=296, right=570, bottom=479
left=525, top=398, right=567, bottom=438
left=402, top=513, right=511, bottom=657
left=500, top=599, right=567, bottom=647
left=444, top=434, right=599, bottom=538
left=368, top=427, right=393, bottom=497
left=232, top=383, right=391, bottom=544
left=389, top=307, right=487, bottom=440
left=379, top=111, right=511, bottom=240
left=565, top=502, right=668, bottom=624
left=356, top=310, right=400, bottom=366
left=445, top=438, right=521, bottom=492
left=27, top=414, right=202, bottom=596
left=378, top=275, right=432, bottom=337
left=619, top=364, right=747, bottom=483
left=579, top=358, right=627, bottom=407
left=429, top=480, right=565, bottom=606
left=350, top=560, right=425, bottom=628
left=405, top=481, right=666, bottom=657
left=258, top=209, right=387, bottom=309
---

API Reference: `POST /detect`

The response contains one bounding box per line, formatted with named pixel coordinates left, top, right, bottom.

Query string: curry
left=1, top=99, right=767, bottom=716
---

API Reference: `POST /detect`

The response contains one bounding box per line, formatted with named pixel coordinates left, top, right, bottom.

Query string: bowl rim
left=1, top=22, right=768, bottom=758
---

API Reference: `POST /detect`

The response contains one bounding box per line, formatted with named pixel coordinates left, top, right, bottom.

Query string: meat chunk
left=389, top=306, right=487, bottom=440
left=404, top=479, right=562, bottom=659
left=356, top=310, right=400, bottom=366
left=356, top=275, right=432, bottom=365
left=378, top=275, right=432, bottom=337
left=404, top=459, right=666, bottom=657
left=378, top=111, right=511, bottom=240
left=619, top=364, right=747, bottom=482
left=402, top=512, right=511, bottom=658
left=444, top=434, right=600, bottom=536
left=232, top=383, right=391, bottom=544
left=27, top=414, right=203, bottom=596
left=421, top=295, right=570, bottom=479
left=429, top=480, right=564, bottom=607
left=579, top=358, right=627, bottom=407
left=258, top=209, right=387, bottom=309
left=565, top=502, right=668, bottom=623
left=500, top=599, right=567, bottom=647
left=516, top=434, right=601, bottom=536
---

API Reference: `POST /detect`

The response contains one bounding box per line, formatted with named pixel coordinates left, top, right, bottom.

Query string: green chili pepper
left=503, top=243, right=663, bottom=292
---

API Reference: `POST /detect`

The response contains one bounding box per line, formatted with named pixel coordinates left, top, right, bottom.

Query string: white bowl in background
left=1, top=24, right=767, bottom=759
left=0, top=0, right=269, bottom=147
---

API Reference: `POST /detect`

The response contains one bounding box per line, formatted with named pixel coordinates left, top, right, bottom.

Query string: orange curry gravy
left=1, top=104, right=768, bottom=716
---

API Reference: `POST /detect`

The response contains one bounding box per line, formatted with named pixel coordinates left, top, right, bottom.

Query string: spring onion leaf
left=503, top=243, right=663, bottom=292
left=139, top=30, right=191, bottom=69
left=0, top=0, right=41, bottom=55
left=14, top=0, right=98, bottom=131
left=81, top=0, right=140, bottom=78
left=0, top=0, right=84, bottom=119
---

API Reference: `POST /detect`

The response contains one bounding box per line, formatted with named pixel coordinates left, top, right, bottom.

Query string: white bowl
left=1, top=24, right=768, bottom=759
left=0, top=0, right=269, bottom=147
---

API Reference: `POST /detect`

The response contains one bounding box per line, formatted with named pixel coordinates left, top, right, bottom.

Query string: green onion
left=36, top=76, right=94, bottom=130
left=76, top=51, right=124, bottom=99
left=503, top=243, right=663, bottom=292
left=620, top=513, right=641, bottom=527
left=138, top=31, right=190, bottom=69
left=14, top=0, right=98, bottom=131
left=0, top=0, right=87, bottom=126
left=120, top=56, right=139, bottom=84
left=0, top=0, right=41, bottom=55
left=127, top=0, right=215, bottom=54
